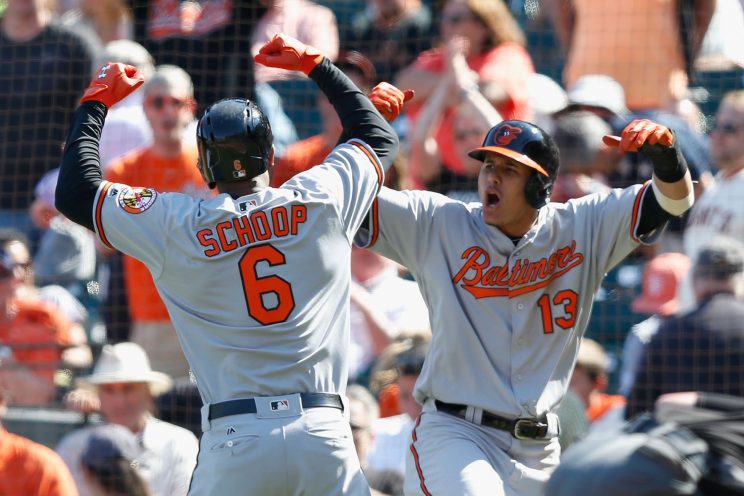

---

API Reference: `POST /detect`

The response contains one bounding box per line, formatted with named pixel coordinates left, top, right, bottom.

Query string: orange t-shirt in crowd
left=106, top=146, right=208, bottom=322
left=563, top=0, right=686, bottom=111
left=407, top=43, right=535, bottom=178
left=0, top=429, right=79, bottom=496
left=587, top=393, right=627, bottom=423
left=0, top=299, right=74, bottom=382
left=272, top=135, right=333, bottom=187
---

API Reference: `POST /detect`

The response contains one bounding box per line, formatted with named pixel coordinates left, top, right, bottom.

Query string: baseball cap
left=81, top=424, right=142, bottom=471
left=632, top=252, right=691, bottom=317
left=693, top=240, right=744, bottom=280
left=565, top=75, right=630, bottom=118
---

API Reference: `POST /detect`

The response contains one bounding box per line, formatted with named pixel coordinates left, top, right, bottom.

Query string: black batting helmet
left=196, top=98, right=273, bottom=188
left=468, top=120, right=560, bottom=209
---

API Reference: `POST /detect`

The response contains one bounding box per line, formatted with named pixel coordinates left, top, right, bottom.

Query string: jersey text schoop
left=453, top=241, right=584, bottom=298
left=196, top=205, right=308, bottom=256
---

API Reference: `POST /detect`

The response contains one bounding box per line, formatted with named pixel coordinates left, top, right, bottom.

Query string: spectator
left=625, top=239, right=744, bottom=419
left=407, top=35, right=502, bottom=197
left=0, top=383, right=78, bottom=496
left=347, top=384, right=405, bottom=496
left=569, top=338, right=626, bottom=424
left=0, top=244, right=87, bottom=406
left=0, top=0, right=95, bottom=240
left=60, top=0, right=132, bottom=52
left=97, top=40, right=156, bottom=171
left=549, top=110, right=612, bottom=202
left=684, top=90, right=744, bottom=267
left=367, top=336, right=429, bottom=477
left=549, top=0, right=716, bottom=115
left=396, top=0, right=534, bottom=177
left=251, top=0, right=339, bottom=84
left=130, top=0, right=262, bottom=116
left=80, top=424, right=151, bottom=496
left=105, top=65, right=209, bottom=380
left=30, top=168, right=97, bottom=298
left=619, top=251, right=692, bottom=397
left=349, top=246, right=430, bottom=384
left=343, top=0, right=435, bottom=83
left=57, top=342, right=198, bottom=496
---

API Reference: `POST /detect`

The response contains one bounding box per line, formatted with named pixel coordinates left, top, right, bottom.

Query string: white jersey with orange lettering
left=356, top=184, right=657, bottom=494
left=357, top=184, right=653, bottom=419
left=92, top=139, right=382, bottom=405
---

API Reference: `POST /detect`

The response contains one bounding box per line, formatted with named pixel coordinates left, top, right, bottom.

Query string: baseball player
left=357, top=93, right=695, bottom=495
left=54, top=33, right=411, bottom=495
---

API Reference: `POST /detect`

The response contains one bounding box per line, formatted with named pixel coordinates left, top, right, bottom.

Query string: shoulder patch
left=118, top=186, right=158, bottom=214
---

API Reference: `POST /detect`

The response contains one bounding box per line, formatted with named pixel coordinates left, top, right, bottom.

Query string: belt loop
left=465, top=405, right=479, bottom=423
left=201, top=402, right=212, bottom=432
left=546, top=412, right=561, bottom=437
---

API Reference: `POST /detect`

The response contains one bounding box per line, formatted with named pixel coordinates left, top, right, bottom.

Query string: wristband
left=651, top=177, right=694, bottom=216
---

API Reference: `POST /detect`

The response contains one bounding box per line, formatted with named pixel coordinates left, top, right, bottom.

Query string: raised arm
left=55, top=64, right=144, bottom=231
left=255, top=34, right=409, bottom=172
left=604, top=119, right=695, bottom=235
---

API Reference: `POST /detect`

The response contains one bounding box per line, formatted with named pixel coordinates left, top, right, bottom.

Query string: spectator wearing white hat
left=56, top=342, right=198, bottom=496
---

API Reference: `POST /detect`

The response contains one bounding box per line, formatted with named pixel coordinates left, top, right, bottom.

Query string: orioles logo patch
left=118, top=187, right=158, bottom=214
left=494, top=124, right=522, bottom=145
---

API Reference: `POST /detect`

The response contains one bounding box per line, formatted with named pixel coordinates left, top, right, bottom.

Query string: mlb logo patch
left=270, top=399, right=289, bottom=411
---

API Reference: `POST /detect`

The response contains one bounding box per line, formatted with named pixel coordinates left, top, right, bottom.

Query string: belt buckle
left=512, top=418, right=539, bottom=440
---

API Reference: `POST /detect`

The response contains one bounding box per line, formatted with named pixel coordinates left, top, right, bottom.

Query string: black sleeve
left=308, top=58, right=399, bottom=171
left=55, top=101, right=107, bottom=232
left=636, top=186, right=674, bottom=237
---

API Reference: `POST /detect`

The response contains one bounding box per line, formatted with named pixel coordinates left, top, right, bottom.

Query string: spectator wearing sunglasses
left=681, top=90, right=744, bottom=309
left=104, top=65, right=211, bottom=380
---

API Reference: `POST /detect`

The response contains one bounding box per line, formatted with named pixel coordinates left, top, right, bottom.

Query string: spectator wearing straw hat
left=56, top=342, right=198, bottom=496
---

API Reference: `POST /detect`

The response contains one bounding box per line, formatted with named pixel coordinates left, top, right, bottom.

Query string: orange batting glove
left=254, top=33, right=324, bottom=76
left=368, top=82, right=415, bottom=122
left=602, top=119, right=674, bottom=152
left=80, top=62, right=144, bottom=109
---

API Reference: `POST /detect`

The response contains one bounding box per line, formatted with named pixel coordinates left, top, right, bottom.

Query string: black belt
left=209, top=393, right=343, bottom=421
left=434, top=400, right=549, bottom=440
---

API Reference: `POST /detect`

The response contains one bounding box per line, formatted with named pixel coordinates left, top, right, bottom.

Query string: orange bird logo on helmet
left=494, top=124, right=522, bottom=145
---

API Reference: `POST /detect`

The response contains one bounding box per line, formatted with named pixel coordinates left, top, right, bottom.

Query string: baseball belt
left=209, top=393, right=343, bottom=421
left=434, top=400, right=550, bottom=440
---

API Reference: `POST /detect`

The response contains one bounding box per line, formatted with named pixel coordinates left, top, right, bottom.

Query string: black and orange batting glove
left=603, top=119, right=687, bottom=183
left=80, top=63, right=144, bottom=109
left=368, top=82, right=415, bottom=122
left=254, top=33, right=324, bottom=76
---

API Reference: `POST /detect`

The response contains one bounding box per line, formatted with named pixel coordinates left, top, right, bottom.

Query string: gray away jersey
left=92, top=140, right=383, bottom=404
left=356, top=183, right=657, bottom=418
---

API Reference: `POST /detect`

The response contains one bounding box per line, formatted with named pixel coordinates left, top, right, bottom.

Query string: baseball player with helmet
left=55, top=33, right=412, bottom=495
left=360, top=90, right=695, bottom=495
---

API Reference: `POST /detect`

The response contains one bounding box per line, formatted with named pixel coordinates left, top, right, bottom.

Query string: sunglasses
left=455, top=129, right=484, bottom=140
left=711, top=121, right=744, bottom=135
left=146, top=95, right=192, bottom=110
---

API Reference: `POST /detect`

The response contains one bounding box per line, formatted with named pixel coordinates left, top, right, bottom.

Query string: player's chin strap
left=651, top=177, right=695, bottom=216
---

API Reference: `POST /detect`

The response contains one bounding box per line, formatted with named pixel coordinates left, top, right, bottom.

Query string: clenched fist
left=602, top=119, right=674, bottom=153
left=80, top=63, right=144, bottom=109
left=368, top=82, right=415, bottom=122
left=254, top=33, right=325, bottom=76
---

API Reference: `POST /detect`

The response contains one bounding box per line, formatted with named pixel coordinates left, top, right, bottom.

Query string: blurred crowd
left=1, top=0, right=743, bottom=494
